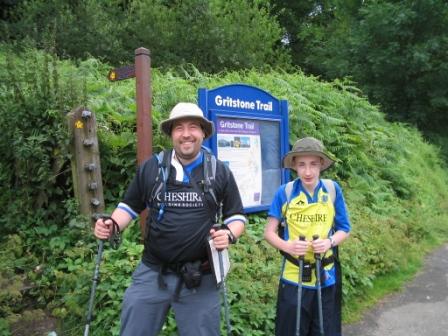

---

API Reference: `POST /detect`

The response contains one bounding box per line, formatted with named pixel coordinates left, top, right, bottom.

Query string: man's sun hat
left=283, top=137, right=335, bottom=171
left=160, top=102, right=214, bottom=139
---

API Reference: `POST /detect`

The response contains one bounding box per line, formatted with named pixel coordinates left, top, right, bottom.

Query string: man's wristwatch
left=226, top=229, right=237, bottom=244
left=329, top=236, right=336, bottom=248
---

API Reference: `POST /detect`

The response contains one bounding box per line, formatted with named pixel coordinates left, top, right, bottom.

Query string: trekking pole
left=213, top=224, right=231, bottom=336
left=218, top=247, right=231, bottom=336
left=312, top=234, right=324, bottom=336
left=296, top=235, right=306, bottom=336
left=84, top=216, right=121, bottom=336
left=84, top=239, right=104, bottom=336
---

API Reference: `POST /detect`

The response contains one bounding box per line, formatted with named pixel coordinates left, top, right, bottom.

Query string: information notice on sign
left=199, top=83, right=289, bottom=213
left=217, top=117, right=262, bottom=207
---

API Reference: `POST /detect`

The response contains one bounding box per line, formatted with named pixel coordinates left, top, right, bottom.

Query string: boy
left=264, top=137, right=350, bottom=336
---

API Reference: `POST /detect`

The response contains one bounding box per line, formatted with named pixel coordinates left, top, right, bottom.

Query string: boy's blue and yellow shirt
left=268, top=179, right=351, bottom=289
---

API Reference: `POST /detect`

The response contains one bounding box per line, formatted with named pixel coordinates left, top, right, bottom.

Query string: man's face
left=293, top=155, right=322, bottom=192
left=171, top=119, right=205, bottom=162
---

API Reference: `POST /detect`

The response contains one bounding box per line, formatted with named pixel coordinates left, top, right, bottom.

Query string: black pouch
left=302, top=262, right=312, bottom=282
left=180, top=261, right=203, bottom=289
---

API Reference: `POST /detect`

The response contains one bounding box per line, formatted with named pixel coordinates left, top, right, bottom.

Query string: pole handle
left=298, top=235, right=306, bottom=261
left=312, top=235, right=321, bottom=259
left=213, top=223, right=223, bottom=230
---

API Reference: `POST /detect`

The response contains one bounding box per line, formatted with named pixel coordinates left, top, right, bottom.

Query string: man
left=94, top=102, right=246, bottom=336
left=264, top=137, right=350, bottom=336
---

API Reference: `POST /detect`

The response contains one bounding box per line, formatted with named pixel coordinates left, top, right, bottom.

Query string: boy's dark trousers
left=275, top=282, right=338, bottom=336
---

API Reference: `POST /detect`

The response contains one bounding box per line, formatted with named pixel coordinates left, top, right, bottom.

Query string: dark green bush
left=2, top=0, right=291, bottom=73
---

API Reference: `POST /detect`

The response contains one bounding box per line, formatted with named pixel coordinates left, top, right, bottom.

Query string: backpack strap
left=284, top=180, right=295, bottom=203
left=282, top=178, right=335, bottom=219
left=285, top=179, right=335, bottom=204
left=151, top=148, right=219, bottom=221
left=280, top=180, right=296, bottom=230
left=203, top=149, right=218, bottom=207
left=322, top=179, right=336, bottom=204
left=150, top=149, right=171, bottom=191
left=321, top=178, right=340, bottom=261
left=153, top=149, right=172, bottom=221
left=279, top=179, right=296, bottom=263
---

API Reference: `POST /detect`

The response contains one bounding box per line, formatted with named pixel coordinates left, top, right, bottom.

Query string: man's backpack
left=150, top=147, right=219, bottom=222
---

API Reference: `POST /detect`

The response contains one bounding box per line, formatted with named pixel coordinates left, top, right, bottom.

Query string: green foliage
left=228, top=214, right=278, bottom=335
left=0, top=235, right=25, bottom=317
left=0, top=46, right=447, bottom=335
left=3, top=0, right=447, bottom=152
left=426, top=132, right=448, bottom=163
left=292, top=0, right=448, bottom=136
left=2, top=0, right=291, bottom=72
left=0, top=45, right=84, bottom=234
left=349, top=0, right=448, bottom=133
left=2, top=0, right=128, bottom=63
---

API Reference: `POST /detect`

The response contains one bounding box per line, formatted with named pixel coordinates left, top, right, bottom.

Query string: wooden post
left=67, top=107, right=105, bottom=221
left=135, top=47, right=152, bottom=234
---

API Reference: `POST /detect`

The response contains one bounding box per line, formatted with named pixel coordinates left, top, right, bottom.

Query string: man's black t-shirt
left=122, top=150, right=244, bottom=266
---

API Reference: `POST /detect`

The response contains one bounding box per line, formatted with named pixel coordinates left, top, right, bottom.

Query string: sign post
left=134, top=47, right=152, bottom=165
left=134, top=47, right=152, bottom=235
left=108, top=47, right=152, bottom=235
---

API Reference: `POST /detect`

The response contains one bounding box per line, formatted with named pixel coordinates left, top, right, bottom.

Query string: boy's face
left=292, top=155, right=322, bottom=192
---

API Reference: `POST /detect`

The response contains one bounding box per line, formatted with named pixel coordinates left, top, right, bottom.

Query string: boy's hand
left=311, top=237, right=331, bottom=254
left=286, top=238, right=309, bottom=257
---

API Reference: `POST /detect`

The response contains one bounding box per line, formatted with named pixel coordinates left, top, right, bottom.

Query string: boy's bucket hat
left=160, top=102, right=214, bottom=139
left=283, top=137, right=335, bottom=171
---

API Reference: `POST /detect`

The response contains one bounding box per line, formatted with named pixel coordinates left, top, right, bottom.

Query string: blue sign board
left=199, top=84, right=289, bottom=213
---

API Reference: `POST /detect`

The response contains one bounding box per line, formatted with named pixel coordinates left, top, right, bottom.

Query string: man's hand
left=94, top=217, right=113, bottom=240
left=209, top=227, right=230, bottom=250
